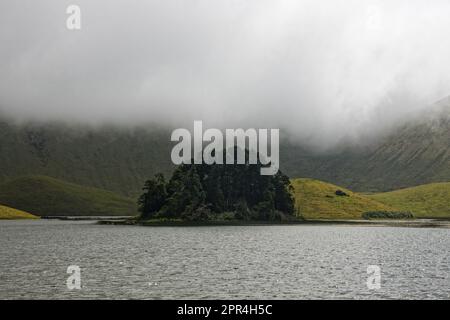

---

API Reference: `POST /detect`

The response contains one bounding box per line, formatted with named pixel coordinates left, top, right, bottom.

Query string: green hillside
left=369, top=182, right=450, bottom=218
left=0, top=204, right=39, bottom=219
left=291, top=178, right=395, bottom=219
left=0, top=119, right=174, bottom=197
left=0, top=176, right=137, bottom=216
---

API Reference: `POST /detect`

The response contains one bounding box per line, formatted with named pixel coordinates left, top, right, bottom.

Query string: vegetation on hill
left=369, top=182, right=450, bottom=218
left=290, top=178, right=395, bottom=219
left=361, top=211, right=414, bottom=220
left=138, top=152, right=296, bottom=221
left=0, top=204, right=38, bottom=219
left=0, top=175, right=137, bottom=216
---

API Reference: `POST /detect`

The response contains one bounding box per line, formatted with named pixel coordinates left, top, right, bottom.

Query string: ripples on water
left=0, top=220, right=449, bottom=299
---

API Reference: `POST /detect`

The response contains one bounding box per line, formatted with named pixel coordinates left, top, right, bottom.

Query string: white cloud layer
left=1, top=0, right=450, bottom=147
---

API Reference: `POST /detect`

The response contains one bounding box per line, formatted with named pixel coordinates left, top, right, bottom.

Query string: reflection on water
left=0, top=220, right=449, bottom=299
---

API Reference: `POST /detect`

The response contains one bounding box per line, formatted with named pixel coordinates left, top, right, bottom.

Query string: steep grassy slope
left=0, top=204, right=38, bottom=219
left=0, top=119, right=174, bottom=197
left=0, top=176, right=137, bottom=216
left=291, top=178, right=395, bottom=219
left=369, top=182, right=450, bottom=218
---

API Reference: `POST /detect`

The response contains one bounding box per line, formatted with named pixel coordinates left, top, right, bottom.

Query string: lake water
left=0, top=220, right=449, bottom=299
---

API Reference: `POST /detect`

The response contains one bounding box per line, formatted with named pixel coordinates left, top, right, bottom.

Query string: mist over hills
left=1, top=1, right=450, bottom=198
left=284, top=97, right=450, bottom=191
left=0, top=99, right=449, bottom=196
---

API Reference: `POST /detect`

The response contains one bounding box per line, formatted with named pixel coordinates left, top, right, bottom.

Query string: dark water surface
left=0, top=220, right=449, bottom=299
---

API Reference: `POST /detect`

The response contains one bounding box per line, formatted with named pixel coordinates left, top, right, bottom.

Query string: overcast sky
left=1, top=0, right=450, bottom=147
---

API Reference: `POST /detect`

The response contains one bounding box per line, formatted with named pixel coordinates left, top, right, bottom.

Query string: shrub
left=362, top=210, right=414, bottom=220
left=335, top=190, right=349, bottom=197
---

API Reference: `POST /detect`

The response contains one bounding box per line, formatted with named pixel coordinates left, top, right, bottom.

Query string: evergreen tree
left=138, top=173, right=167, bottom=219
left=138, top=148, right=296, bottom=221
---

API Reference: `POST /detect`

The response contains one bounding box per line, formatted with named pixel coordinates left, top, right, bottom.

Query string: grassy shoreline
left=0, top=204, right=39, bottom=220
left=97, top=217, right=450, bottom=228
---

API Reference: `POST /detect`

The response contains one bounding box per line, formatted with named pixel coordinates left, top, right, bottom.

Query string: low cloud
left=1, top=0, right=450, bottom=148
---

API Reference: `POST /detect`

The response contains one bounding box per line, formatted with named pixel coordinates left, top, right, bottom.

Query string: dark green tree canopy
left=138, top=173, right=167, bottom=219
left=138, top=148, right=295, bottom=221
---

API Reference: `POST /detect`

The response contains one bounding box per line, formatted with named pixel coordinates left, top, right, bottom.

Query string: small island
left=134, top=148, right=299, bottom=225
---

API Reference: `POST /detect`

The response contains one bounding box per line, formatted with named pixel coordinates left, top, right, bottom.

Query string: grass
left=368, top=182, right=450, bottom=218
left=1, top=174, right=448, bottom=220
left=0, top=175, right=137, bottom=217
left=0, top=204, right=39, bottom=219
left=291, top=178, right=396, bottom=219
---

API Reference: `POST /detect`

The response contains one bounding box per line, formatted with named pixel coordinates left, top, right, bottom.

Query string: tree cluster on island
left=138, top=149, right=296, bottom=221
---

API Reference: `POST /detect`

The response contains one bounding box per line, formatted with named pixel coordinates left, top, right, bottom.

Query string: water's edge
left=97, top=218, right=450, bottom=228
